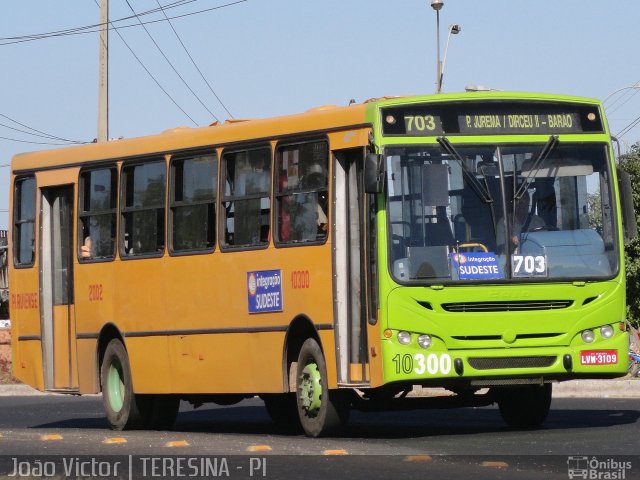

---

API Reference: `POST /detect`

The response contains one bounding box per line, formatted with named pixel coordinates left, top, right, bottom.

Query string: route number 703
left=405, top=115, right=437, bottom=133
left=511, top=255, right=547, bottom=277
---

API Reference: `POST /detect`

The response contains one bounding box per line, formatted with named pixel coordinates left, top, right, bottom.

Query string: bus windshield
left=386, top=142, right=618, bottom=283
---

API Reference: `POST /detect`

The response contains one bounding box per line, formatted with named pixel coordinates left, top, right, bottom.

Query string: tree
left=618, top=143, right=640, bottom=327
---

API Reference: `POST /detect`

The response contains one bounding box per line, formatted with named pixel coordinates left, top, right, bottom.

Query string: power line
left=0, top=121, right=81, bottom=142
left=0, top=0, right=196, bottom=43
left=124, top=0, right=219, bottom=122
left=607, top=90, right=640, bottom=116
left=0, top=135, right=80, bottom=146
left=0, top=114, right=87, bottom=144
left=0, top=1, right=249, bottom=46
left=616, top=114, right=640, bottom=140
left=94, top=0, right=198, bottom=126
left=606, top=91, right=638, bottom=114
left=604, top=81, right=640, bottom=115
left=155, top=0, right=233, bottom=118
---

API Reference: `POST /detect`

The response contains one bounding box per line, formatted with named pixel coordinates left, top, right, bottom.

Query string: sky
left=1, top=0, right=640, bottom=230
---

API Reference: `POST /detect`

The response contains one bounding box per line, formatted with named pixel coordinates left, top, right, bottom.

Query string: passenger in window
left=279, top=171, right=294, bottom=241
left=80, top=237, right=93, bottom=258
left=296, top=166, right=327, bottom=240
left=317, top=191, right=328, bottom=233
left=294, top=193, right=318, bottom=241
left=497, top=191, right=546, bottom=253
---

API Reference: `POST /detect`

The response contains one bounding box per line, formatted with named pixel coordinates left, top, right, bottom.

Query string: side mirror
left=617, top=168, right=638, bottom=244
left=364, top=153, right=384, bottom=194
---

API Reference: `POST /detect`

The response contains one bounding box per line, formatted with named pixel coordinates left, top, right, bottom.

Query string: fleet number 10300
left=392, top=353, right=452, bottom=375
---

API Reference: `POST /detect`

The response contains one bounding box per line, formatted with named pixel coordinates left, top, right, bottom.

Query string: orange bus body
left=9, top=103, right=376, bottom=399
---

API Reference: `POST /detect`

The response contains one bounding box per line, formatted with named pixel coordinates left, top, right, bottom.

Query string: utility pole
left=97, top=0, right=109, bottom=142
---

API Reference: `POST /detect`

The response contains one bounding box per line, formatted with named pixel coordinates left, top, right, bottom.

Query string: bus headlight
left=600, top=325, right=614, bottom=339
left=581, top=329, right=595, bottom=343
left=397, top=331, right=411, bottom=345
left=417, top=334, right=432, bottom=349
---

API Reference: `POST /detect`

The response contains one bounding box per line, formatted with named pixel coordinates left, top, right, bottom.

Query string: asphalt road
left=0, top=394, right=638, bottom=479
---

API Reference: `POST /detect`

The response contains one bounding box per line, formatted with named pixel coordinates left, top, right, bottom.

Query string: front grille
left=452, top=333, right=562, bottom=341
left=468, top=356, right=556, bottom=370
left=441, top=300, right=573, bottom=312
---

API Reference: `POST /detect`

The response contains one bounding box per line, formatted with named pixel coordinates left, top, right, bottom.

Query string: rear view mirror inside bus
left=364, top=153, right=384, bottom=194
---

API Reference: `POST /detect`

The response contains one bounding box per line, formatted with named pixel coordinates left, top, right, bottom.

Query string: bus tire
left=497, top=383, right=552, bottom=429
left=100, top=339, right=145, bottom=430
left=295, top=338, right=349, bottom=437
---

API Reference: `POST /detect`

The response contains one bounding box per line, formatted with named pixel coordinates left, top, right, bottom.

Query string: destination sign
left=381, top=102, right=603, bottom=136
left=458, top=111, right=580, bottom=134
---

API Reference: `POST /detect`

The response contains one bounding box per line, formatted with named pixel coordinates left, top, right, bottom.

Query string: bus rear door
left=40, top=185, right=78, bottom=391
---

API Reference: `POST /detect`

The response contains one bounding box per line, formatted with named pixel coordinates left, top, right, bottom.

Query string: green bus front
left=368, top=93, right=630, bottom=398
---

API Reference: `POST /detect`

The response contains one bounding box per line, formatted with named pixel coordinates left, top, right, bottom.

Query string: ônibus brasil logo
left=567, top=456, right=632, bottom=479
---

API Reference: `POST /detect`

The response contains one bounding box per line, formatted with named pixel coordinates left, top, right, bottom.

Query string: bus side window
left=275, top=140, right=329, bottom=245
left=221, top=147, right=271, bottom=248
left=13, top=176, right=36, bottom=267
left=170, top=154, right=217, bottom=253
left=120, top=160, right=166, bottom=257
left=79, top=167, right=117, bottom=261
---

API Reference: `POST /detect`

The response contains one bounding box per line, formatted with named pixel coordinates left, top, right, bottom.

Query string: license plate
left=579, top=350, right=618, bottom=365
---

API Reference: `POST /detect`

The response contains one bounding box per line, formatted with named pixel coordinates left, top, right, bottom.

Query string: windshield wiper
left=514, top=135, right=559, bottom=200
left=437, top=136, right=493, bottom=204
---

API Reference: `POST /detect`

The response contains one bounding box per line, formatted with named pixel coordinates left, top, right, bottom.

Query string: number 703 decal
left=511, top=255, right=548, bottom=277
left=392, top=353, right=452, bottom=375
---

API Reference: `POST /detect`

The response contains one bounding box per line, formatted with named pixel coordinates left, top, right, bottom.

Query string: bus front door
left=40, top=186, right=78, bottom=391
left=334, top=149, right=369, bottom=385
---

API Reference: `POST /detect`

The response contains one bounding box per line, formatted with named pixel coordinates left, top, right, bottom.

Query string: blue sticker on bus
left=247, top=269, right=283, bottom=314
left=450, top=252, right=504, bottom=280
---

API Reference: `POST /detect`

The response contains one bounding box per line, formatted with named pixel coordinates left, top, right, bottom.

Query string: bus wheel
left=497, top=383, right=552, bottom=429
left=296, top=338, right=349, bottom=437
left=100, top=339, right=144, bottom=430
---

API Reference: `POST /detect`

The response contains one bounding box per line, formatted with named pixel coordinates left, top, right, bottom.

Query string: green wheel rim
left=107, top=361, right=125, bottom=413
left=299, top=362, right=323, bottom=417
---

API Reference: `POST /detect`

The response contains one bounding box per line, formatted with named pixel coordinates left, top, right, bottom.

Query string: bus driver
left=497, top=191, right=545, bottom=253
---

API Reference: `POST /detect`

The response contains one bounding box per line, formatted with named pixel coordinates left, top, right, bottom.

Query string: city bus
left=9, top=92, right=637, bottom=437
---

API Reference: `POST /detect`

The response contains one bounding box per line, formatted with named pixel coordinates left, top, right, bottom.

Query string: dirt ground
left=0, top=329, right=17, bottom=384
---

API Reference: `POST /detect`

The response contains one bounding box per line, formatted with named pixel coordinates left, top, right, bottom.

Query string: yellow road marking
left=404, top=455, right=433, bottom=462
left=247, top=445, right=272, bottom=452
left=322, top=449, right=348, bottom=455
left=40, top=434, right=63, bottom=441
left=165, top=440, right=190, bottom=447
left=103, top=437, right=128, bottom=444
left=481, top=461, right=509, bottom=468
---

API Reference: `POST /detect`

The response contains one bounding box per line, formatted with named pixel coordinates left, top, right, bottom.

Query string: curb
left=0, top=384, right=50, bottom=396
left=408, top=379, right=640, bottom=399
left=552, top=378, right=640, bottom=398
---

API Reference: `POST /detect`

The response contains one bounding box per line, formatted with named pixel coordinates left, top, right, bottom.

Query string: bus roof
left=11, top=102, right=369, bottom=173
left=11, top=91, right=603, bottom=173
left=370, top=91, right=602, bottom=107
